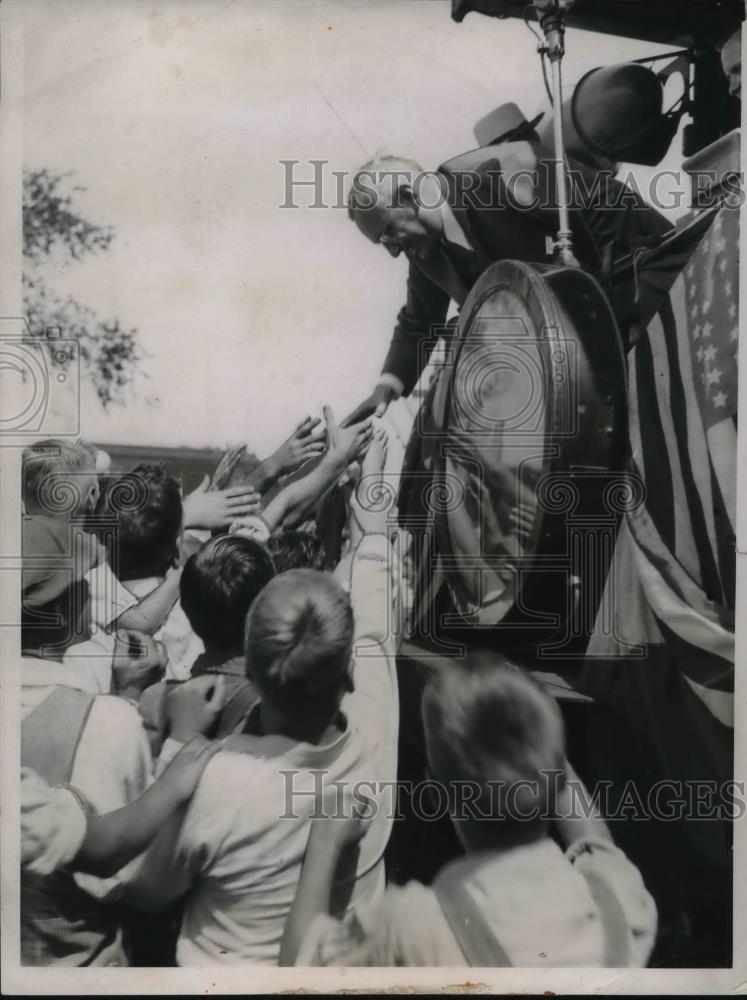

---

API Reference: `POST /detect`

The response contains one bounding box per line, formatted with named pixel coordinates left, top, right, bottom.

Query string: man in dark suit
left=346, top=143, right=672, bottom=421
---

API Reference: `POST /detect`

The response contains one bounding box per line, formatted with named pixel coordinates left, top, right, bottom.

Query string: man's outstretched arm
left=347, top=262, right=451, bottom=424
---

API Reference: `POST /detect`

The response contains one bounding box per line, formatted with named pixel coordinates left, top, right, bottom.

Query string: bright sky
left=15, top=0, right=679, bottom=455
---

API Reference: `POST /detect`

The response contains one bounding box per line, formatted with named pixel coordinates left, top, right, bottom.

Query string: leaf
left=22, top=169, right=141, bottom=407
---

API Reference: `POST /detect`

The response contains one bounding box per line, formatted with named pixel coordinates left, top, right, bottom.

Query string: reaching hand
left=343, top=384, right=397, bottom=427
left=361, top=421, right=388, bottom=476
left=322, top=405, right=373, bottom=473
left=156, top=734, right=220, bottom=802
left=177, top=528, right=204, bottom=567
left=183, top=475, right=261, bottom=529
left=111, top=630, right=167, bottom=701
left=349, top=424, right=392, bottom=540
left=166, top=675, right=227, bottom=743
left=273, top=416, right=327, bottom=475
left=372, top=383, right=397, bottom=418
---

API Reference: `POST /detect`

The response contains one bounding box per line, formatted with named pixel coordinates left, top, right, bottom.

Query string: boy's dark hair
left=246, top=569, right=353, bottom=718
left=267, top=531, right=327, bottom=573
left=422, top=662, right=565, bottom=823
left=91, top=464, right=183, bottom=580
left=180, top=534, right=276, bottom=654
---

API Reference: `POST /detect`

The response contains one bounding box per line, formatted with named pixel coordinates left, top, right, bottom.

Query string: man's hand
left=272, top=416, right=327, bottom=475
left=183, top=475, right=261, bottom=529
left=343, top=384, right=398, bottom=427
left=156, top=734, right=220, bottom=802
left=166, top=675, right=226, bottom=743
left=322, top=406, right=373, bottom=473
left=111, top=630, right=167, bottom=701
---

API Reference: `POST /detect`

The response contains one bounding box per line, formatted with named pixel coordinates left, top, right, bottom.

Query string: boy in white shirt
left=127, top=425, right=401, bottom=965
left=281, top=664, right=658, bottom=968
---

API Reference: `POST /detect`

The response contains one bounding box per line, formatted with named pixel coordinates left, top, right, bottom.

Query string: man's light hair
left=347, top=153, right=424, bottom=219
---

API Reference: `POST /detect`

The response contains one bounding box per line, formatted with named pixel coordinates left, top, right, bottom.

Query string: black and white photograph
left=0, top=0, right=744, bottom=993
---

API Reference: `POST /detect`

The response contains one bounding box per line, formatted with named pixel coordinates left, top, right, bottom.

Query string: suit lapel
left=416, top=243, right=471, bottom=306
left=439, top=164, right=496, bottom=276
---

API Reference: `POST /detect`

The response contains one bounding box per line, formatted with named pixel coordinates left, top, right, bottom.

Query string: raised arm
left=112, top=565, right=182, bottom=634
left=122, top=678, right=227, bottom=911
left=258, top=408, right=373, bottom=533
left=279, top=789, right=369, bottom=966
left=246, top=416, right=328, bottom=494
left=182, top=475, right=261, bottom=530
left=337, top=426, right=402, bottom=731
left=76, top=736, right=218, bottom=877
left=346, top=262, right=451, bottom=424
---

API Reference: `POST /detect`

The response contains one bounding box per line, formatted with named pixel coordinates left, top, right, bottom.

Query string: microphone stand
left=534, top=0, right=579, bottom=267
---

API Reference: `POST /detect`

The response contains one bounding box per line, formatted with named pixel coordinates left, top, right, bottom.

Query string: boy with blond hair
left=281, top=664, right=658, bottom=968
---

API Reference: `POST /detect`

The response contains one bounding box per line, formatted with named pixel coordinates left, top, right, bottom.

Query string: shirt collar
left=221, top=704, right=351, bottom=766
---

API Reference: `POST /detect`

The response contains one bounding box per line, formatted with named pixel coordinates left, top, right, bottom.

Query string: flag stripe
left=640, top=307, right=703, bottom=586
left=666, top=274, right=723, bottom=576
left=628, top=501, right=735, bottom=669
left=632, top=331, right=676, bottom=552
left=654, top=619, right=734, bottom=693
left=627, top=476, right=734, bottom=632
left=657, top=292, right=725, bottom=604
left=682, top=674, right=734, bottom=729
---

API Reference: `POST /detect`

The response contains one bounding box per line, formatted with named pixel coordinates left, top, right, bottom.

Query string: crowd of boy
left=18, top=396, right=658, bottom=969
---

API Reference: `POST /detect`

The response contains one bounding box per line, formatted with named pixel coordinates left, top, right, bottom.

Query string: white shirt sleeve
left=339, top=534, right=400, bottom=736
left=124, top=755, right=231, bottom=912
left=21, top=768, right=88, bottom=876
left=69, top=695, right=153, bottom=902
left=566, top=835, right=658, bottom=967
left=160, top=600, right=204, bottom=681
left=86, top=561, right=138, bottom=631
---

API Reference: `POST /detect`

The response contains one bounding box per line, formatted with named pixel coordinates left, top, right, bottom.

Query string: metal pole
left=535, top=0, right=579, bottom=267
left=549, top=51, right=576, bottom=265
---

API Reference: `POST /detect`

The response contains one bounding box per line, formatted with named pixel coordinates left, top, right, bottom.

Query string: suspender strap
left=432, top=864, right=513, bottom=967
left=216, top=682, right=261, bottom=738
left=433, top=858, right=632, bottom=968
left=579, top=867, right=632, bottom=967
left=21, top=687, right=95, bottom=787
